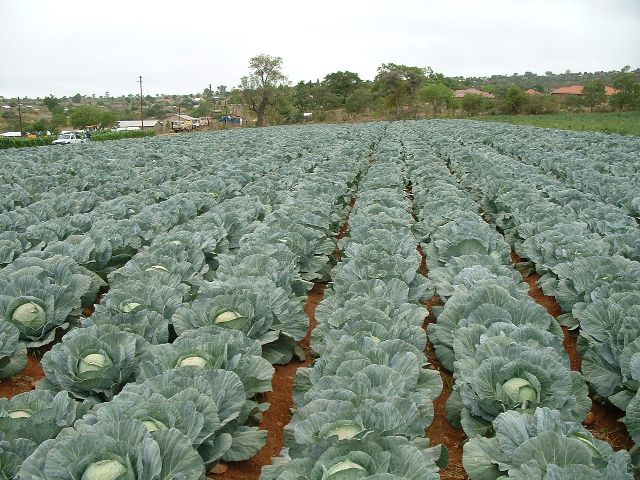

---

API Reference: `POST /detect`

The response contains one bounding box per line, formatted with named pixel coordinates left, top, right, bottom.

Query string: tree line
left=233, top=55, right=640, bottom=126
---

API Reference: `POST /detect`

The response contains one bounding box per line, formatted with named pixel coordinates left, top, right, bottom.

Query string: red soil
left=423, top=295, right=469, bottom=480
left=0, top=354, right=45, bottom=399
left=212, top=283, right=326, bottom=480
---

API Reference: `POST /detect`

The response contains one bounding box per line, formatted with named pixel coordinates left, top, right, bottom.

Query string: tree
left=323, top=71, right=362, bottom=102
left=71, top=93, right=82, bottom=103
left=238, top=54, right=287, bottom=127
left=374, top=63, right=426, bottom=117
left=461, top=93, right=486, bottom=116
left=610, top=73, right=640, bottom=111
left=70, top=105, right=116, bottom=128
left=419, top=83, right=455, bottom=115
left=500, top=86, right=527, bottom=114
left=42, top=95, right=60, bottom=111
left=345, top=86, right=374, bottom=118
left=582, top=80, right=606, bottom=111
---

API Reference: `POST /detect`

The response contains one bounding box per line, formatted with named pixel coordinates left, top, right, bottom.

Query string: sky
left=2, top=0, right=639, bottom=98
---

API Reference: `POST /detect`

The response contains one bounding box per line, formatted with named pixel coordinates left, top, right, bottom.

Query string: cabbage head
left=463, top=408, right=633, bottom=480
left=261, top=434, right=446, bottom=480
left=447, top=335, right=590, bottom=437
left=38, top=325, right=151, bottom=401
left=138, top=325, right=274, bottom=397
left=123, top=367, right=268, bottom=463
left=18, top=419, right=205, bottom=480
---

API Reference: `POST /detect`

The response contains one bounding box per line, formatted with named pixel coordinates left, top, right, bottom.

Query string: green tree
left=42, top=95, right=60, bottom=111
left=582, top=80, right=606, bottom=112
left=238, top=54, right=287, bottom=127
left=419, top=83, right=455, bottom=115
left=71, top=93, right=82, bottom=103
left=323, top=71, right=362, bottom=102
left=70, top=105, right=116, bottom=128
left=345, top=86, right=374, bottom=118
left=524, top=95, right=558, bottom=115
left=461, top=93, right=487, bottom=116
left=145, top=103, right=169, bottom=119
left=374, top=63, right=426, bottom=117
left=610, top=73, right=640, bottom=111
left=500, top=86, right=527, bottom=114
left=50, top=113, right=68, bottom=131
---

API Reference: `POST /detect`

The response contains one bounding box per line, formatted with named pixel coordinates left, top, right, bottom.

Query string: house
left=549, top=85, right=618, bottom=101
left=525, top=89, right=542, bottom=95
left=454, top=88, right=495, bottom=99
left=116, top=119, right=162, bottom=131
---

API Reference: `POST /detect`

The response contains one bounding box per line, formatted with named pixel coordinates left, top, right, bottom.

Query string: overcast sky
left=2, top=0, right=639, bottom=98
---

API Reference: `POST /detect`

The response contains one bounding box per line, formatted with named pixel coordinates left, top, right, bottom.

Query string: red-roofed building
left=550, top=85, right=618, bottom=101
left=525, top=88, right=542, bottom=95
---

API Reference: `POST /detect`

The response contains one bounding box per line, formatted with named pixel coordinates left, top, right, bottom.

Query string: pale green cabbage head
left=326, top=460, right=366, bottom=476
left=12, top=302, right=46, bottom=330
left=215, top=310, right=242, bottom=323
left=502, top=377, right=537, bottom=406
left=78, top=353, right=113, bottom=375
left=142, top=418, right=168, bottom=432
left=81, top=459, right=127, bottom=480
left=178, top=355, right=207, bottom=367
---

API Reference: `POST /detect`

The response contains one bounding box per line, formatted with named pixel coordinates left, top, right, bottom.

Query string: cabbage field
left=0, top=120, right=638, bottom=479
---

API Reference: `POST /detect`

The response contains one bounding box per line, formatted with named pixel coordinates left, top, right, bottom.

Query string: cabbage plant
left=261, top=434, right=446, bottom=480
left=538, top=255, right=640, bottom=313
left=575, top=292, right=640, bottom=412
left=429, top=283, right=563, bottom=371
left=463, top=408, right=633, bottom=480
left=18, top=419, right=205, bottom=480
left=173, top=279, right=308, bottom=364
left=0, top=390, right=87, bottom=445
left=80, top=389, right=230, bottom=469
left=447, top=333, right=590, bottom=437
left=38, top=325, right=151, bottom=402
left=138, top=325, right=275, bottom=397
left=428, top=254, right=525, bottom=300
left=0, top=322, right=27, bottom=379
left=122, top=367, right=268, bottom=463
left=0, top=254, right=105, bottom=347
left=81, top=309, right=169, bottom=344
left=96, top=271, right=190, bottom=320
left=293, top=337, right=442, bottom=419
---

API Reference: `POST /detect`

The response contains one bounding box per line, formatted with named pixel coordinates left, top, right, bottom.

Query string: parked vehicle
left=52, top=131, right=89, bottom=145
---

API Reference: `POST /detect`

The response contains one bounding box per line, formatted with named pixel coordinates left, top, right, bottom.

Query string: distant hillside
left=459, top=67, right=640, bottom=92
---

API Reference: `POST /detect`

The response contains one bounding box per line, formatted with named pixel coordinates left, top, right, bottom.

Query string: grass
left=475, top=111, right=640, bottom=136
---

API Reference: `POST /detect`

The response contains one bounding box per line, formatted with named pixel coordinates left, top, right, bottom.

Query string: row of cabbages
left=414, top=121, right=640, bottom=458
left=1, top=124, right=383, bottom=479
left=0, top=131, right=294, bottom=267
left=262, top=134, right=447, bottom=479
left=398, top=122, right=635, bottom=479
left=1, top=127, right=315, bottom=372
left=460, top=121, right=640, bottom=218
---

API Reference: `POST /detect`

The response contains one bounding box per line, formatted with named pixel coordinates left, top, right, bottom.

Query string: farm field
left=0, top=120, right=639, bottom=479
left=477, top=111, right=640, bottom=136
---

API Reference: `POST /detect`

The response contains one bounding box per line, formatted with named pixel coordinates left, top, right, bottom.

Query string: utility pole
left=17, top=97, right=23, bottom=136
left=138, top=76, right=144, bottom=130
